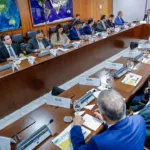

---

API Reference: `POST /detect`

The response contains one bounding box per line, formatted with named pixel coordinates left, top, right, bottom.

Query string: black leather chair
left=26, top=30, right=36, bottom=39
left=63, top=24, right=69, bottom=34
left=50, top=26, right=56, bottom=33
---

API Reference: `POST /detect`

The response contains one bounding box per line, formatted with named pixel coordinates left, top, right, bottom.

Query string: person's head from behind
left=101, top=15, right=107, bottom=22
left=97, top=89, right=126, bottom=124
left=1, top=34, right=12, bottom=45
left=109, top=14, right=115, bottom=21
left=118, top=11, right=123, bottom=17
left=36, top=30, right=44, bottom=41
left=73, top=21, right=81, bottom=29
left=147, top=9, right=150, bottom=15
left=88, top=18, right=94, bottom=26
left=76, top=14, right=80, bottom=20
left=55, top=24, right=64, bottom=34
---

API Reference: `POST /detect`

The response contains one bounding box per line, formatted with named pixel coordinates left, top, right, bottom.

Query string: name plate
left=105, top=62, right=123, bottom=70
left=47, top=96, right=71, bottom=109
left=79, top=77, right=100, bottom=86
left=123, top=50, right=141, bottom=58
left=50, top=49, right=58, bottom=57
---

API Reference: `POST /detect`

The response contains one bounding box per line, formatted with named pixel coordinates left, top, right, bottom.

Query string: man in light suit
left=0, top=34, right=24, bottom=63
left=96, top=15, right=110, bottom=32
left=69, top=21, right=85, bottom=40
left=114, top=11, right=125, bottom=26
left=70, top=89, right=146, bottom=150
left=143, top=9, right=150, bottom=22
left=26, top=30, right=52, bottom=54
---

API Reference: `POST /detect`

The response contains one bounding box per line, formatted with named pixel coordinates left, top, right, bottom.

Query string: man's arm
left=69, top=30, right=80, bottom=40
left=70, top=126, right=98, bottom=150
left=96, top=22, right=106, bottom=32
left=26, top=40, right=37, bottom=54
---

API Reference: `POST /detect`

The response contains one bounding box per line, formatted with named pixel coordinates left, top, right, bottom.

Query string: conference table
left=0, top=23, right=150, bottom=149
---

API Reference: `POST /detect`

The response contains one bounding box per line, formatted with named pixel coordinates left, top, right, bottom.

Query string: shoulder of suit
left=28, top=37, right=36, bottom=43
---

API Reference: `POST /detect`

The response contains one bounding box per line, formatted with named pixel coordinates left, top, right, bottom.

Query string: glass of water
left=106, top=73, right=114, bottom=89
left=127, top=59, right=134, bottom=71
left=73, top=100, right=81, bottom=116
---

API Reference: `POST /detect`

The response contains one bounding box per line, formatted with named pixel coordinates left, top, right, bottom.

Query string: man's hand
left=93, top=109, right=103, bottom=121
left=144, top=87, right=149, bottom=94
left=45, top=46, right=50, bottom=50
left=73, top=115, right=83, bottom=126
left=19, top=53, right=24, bottom=57
left=37, top=49, right=42, bottom=53
left=7, top=56, right=15, bottom=61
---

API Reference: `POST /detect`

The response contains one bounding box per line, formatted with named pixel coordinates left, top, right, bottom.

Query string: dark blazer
left=83, top=24, right=92, bottom=35
left=69, top=27, right=83, bottom=40
left=95, top=21, right=109, bottom=32
left=106, top=19, right=115, bottom=28
left=143, top=14, right=149, bottom=21
left=139, top=103, right=150, bottom=140
left=71, top=116, right=146, bottom=150
left=114, top=16, right=125, bottom=26
left=0, top=43, right=21, bottom=63
left=26, top=37, right=51, bottom=54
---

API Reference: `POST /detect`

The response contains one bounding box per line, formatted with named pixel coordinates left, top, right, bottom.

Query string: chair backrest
left=12, top=34, right=24, bottom=44
left=63, top=24, right=69, bottom=33
left=50, top=26, right=56, bottom=33
left=27, top=30, right=36, bottom=39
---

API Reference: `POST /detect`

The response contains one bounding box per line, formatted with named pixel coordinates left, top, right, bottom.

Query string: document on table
left=0, top=136, right=11, bottom=150
left=82, top=114, right=103, bottom=131
left=122, top=73, right=142, bottom=86
left=58, top=48, right=69, bottom=52
left=84, top=104, right=95, bottom=110
left=52, top=124, right=91, bottom=150
left=142, top=58, right=150, bottom=64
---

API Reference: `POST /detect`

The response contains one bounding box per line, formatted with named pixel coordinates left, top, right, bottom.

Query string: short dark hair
left=76, top=14, right=80, bottom=17
left=55, top=24, right=65, bottom=41
left=101, top=15, right=106, bottom=20
left=88, top=18, right=94, bottom=24
left=109, top=14, right=114, bottom=18
left=36, top=30, right=44, bottom=35
left=1, top=34, right=9, bottom=41
left=73, top=20, right=81, bottom=26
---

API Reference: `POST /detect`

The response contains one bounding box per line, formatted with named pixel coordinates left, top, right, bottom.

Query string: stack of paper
left=142, top=58, right=150, bottom=64
left=52, top=124, right=91, bottom=150
left=122, top=73, right=142, bottom=86
left=82, top=114, right=103, bottom=131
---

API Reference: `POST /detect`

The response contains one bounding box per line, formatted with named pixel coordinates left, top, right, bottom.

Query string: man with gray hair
left=70, top=89, right=146, bottom=150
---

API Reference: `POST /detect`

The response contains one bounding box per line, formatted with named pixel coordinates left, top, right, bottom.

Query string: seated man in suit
left=71, top=89, right=146, bottom=150
left=69, top=21, right=86, bottom=40
left=143, top=9, right=150, bottom=22
left=0, top=34, right=24, bottom=63
left=106, top=14, right=115, bottom=28
left=96, top=15, right=110, bottom=32
left=72, top=14, right=84, bottom=26
left=83, top=18, right=95, bottom=35
left=114, top=11, right=125, bottom=26
left=26, top=30, right=52, bottom=54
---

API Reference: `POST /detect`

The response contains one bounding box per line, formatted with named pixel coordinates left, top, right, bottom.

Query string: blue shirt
left=114, top=16, right=125, bottom=26
left=70, top=115, right=146, bottom=150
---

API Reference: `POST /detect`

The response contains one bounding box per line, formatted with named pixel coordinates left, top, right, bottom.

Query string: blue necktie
left=8, top=46, right=15, bottom=57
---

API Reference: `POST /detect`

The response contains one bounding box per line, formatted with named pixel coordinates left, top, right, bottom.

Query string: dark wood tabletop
left=0, top=24, right=150, bottom=150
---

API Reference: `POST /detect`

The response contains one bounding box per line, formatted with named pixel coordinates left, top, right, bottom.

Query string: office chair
left=50, top=26, right=56, bottom=33
left=63, top=24, right=69, bottom=34
left=26, top=30, right=36, bottom=39
left=12, top=34, right=24, bottom=44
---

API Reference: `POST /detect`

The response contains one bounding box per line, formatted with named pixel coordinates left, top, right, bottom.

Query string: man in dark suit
left=114, top=11, right=125, bottom=26
left=106, top=14, right=115, bottom=28
left=26, top=30, right=52, bottom=54
left=83, top=18, right=94, bottom=35
left=72, top=14, right=83, bottom=26
left=70, top=89, right=146, bottom=150
left=69, top=21, right=85, bottom=40
left=96, top=15, right=110, bottom=32
left=143, top=9, right=150, bottom=22
left=0, top=34, right=23, bottom=63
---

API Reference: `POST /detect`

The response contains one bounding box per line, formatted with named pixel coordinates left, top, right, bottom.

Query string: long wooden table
left=0, top=24, right=149, bottom=119
left=0, top=24, right=150, bottom=149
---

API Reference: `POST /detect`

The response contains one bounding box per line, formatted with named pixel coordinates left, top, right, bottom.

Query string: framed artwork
left=0, top=0, right=21, bottom=32
left=29, top=0, right=73, bottom=26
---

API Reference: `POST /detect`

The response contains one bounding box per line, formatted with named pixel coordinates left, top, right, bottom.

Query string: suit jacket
left=71, top=116, right=146, bottom=150
left=69, top=27, right=83, bottom=40
left=26, top=37, right=52, bottom=54
left=114, top=16, right=125, bottom=26
left=143, top=14, right=150, bottom=21
left=0, top=43, right=21, bottom=63
left=83, top=24, right=92, bottom=35
left=106, top=19, right=115, bottom=28
left=95, top=21, right=109, bottom=32
left=139, top=103, right=150, bottom=140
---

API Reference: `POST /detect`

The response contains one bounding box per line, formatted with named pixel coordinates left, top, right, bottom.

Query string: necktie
left=8, top=46, right=15, bottom=57
left=102, top=21, right=106, bottom=29
left=76, top=29, right=81, bottom=37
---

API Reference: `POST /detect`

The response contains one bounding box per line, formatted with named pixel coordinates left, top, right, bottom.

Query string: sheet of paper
left=19, top=56, right=27, bottom=61
left=98, top=84, right=108, bottom=91
left=52, top=124, right=91, bottom=150
left=58, top=48, right=69, bottom=52
left=0, top=136, right=11, bottom=150
left=122, top=73, right=142, bottom=86
left=74, top=111, right=86, bottom=116
left=84, top=104, right=95, bottom=110
left=93, top=91, right=101, bottom=98
left=47, top=96, right=71, bottom=109
left=142, top=58, right=150, bottom=64
left=82, top=114, right=103, bottom=131
left=79, top=77, right=100, bottom=86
